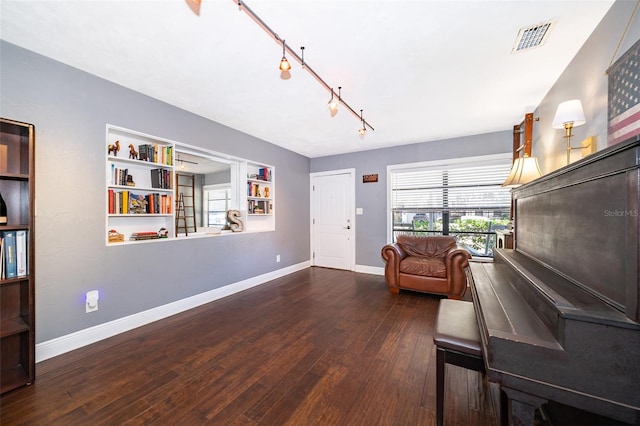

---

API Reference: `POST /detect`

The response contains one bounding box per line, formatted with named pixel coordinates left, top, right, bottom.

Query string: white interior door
left=311, top=170, right=355, bottom=270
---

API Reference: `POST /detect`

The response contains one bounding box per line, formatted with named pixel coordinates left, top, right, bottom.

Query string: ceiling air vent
left=512, top=20, right=555, bottom=53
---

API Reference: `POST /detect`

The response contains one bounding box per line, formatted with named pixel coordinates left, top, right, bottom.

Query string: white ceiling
left=1, top=0, right=614, bottom=158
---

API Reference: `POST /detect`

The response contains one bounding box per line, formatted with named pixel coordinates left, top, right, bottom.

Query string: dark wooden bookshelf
left=0, top=117, right=35, bottom=395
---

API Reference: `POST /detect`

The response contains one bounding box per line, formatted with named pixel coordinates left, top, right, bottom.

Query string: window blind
left=391, top=160, right=512, bottom=211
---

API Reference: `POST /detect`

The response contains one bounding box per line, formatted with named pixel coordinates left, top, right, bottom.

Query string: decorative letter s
left=227, top=210, right=244, bottom=232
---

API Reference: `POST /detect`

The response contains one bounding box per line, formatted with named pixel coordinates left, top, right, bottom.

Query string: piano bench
left=434, top=298, right=485, bottom=426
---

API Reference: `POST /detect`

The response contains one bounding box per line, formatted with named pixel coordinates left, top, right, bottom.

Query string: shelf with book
left=245, top=163, right=274, bottom=231
left=106, top=125, right=175, bottom=245
left=0, top=117, right=35, bottom=395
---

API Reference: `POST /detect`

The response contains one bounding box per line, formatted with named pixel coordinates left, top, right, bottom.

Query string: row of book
left=0, top=230, right=28, bottom=279
left=138, top=144, right=173, bottom=166
left=130, top=232, right=160, bottom=241
left=109, top=166, right=173, bottom=190
left=248, top=182, right=269, bottom=198
left=130, top=227, right=169, bottom=241
left=248, top=199, right=272, bottom=214
left=108, top=190, right=173, bottom=215
left=150, top=168, right=172, bottom=189
left=258, top=167, right=271, bottom=181
left=111, top=166, right=133, bottom=186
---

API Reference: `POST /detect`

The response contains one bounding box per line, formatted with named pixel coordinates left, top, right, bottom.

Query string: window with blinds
left=204, top=185, right=231, bottom=227
left=389, top=155, right=513, bottom=257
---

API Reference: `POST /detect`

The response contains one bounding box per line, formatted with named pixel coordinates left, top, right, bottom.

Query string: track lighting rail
left=236, top=0, right=375, bottom=133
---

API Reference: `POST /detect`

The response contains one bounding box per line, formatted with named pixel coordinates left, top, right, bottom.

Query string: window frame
left=386, top=153, right=513, bottom=256
left=203, top=183, right=232, bottom=228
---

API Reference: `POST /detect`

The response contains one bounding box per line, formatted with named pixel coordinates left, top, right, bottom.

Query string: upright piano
left=467, top=136, right=640, bottom=425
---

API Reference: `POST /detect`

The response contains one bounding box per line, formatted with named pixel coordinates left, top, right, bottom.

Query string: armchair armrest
left=381, top=243, right=406, bottom=289
left=444, top=245, right=472, bottom=299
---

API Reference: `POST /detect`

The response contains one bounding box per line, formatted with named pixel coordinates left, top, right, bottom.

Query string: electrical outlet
left=276, top=254, right=281, bottom=263
left=86, top=290, right=99, bottom=313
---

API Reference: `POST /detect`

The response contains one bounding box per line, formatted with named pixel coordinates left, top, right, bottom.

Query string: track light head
left=358, top=109, right=366, bottom=139
left=279, top=57, right=291, bottom=72
left=279, top=39, right=291, bottom=79
left=328, top=88, right=338, bottom=117
left=328, top=100, right=338, bottom=117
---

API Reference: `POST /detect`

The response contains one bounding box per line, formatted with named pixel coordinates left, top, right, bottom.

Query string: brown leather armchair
left=381, top=235, right=471, bottom=299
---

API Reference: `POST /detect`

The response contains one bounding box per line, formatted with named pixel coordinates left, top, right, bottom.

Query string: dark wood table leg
left=436, top=347, right=445, bottom=426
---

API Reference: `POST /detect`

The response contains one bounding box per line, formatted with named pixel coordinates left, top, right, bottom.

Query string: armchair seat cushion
left=400, top=256, right=447, bottom=278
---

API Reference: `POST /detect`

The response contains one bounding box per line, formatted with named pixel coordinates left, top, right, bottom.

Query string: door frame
left=309, top=168, right=356, bottom=271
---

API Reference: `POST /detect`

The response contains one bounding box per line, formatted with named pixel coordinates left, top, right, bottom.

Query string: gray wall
left=533, top=0, right=640, bottom=173
left=1, top=41, right=310, bottom=342
left=206, top=170, right=232, bottom=185
left=311, top=131, right=512, bottom=268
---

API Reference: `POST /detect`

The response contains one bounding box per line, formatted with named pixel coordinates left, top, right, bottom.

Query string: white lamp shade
left=502, top=156, right=543, bottom=187
left=552, top=100, right=586, bottom=129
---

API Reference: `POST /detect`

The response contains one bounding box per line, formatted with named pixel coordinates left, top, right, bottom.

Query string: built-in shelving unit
left=245, top=163, right=274, bottom=232
left=106, top=126, right=275, bottom=242
left=106, top=125, right=175, bottom=244
left=0, top=117, right=35, bottom=394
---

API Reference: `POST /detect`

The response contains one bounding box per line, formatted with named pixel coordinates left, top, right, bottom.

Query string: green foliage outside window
left=408, top=215, right=510, bottom=255
left=412, top=219, right=432, bottom=231
left=451, top=217, right=510, bottom=253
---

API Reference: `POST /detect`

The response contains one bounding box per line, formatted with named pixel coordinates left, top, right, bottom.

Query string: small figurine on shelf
left=126, top=175, right=135, bottom=186
left=264, top=187, right=270, bottom=198
left=108, top=229, right=124, bottom=243
left=158, top=227, right=169, bottom=238
left=107, top=140, right=120, bottom=156
left=128, top=144, right=138, bottom=160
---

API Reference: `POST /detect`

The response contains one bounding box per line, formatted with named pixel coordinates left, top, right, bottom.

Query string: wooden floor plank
left=1, top=267, right=500, bottom=425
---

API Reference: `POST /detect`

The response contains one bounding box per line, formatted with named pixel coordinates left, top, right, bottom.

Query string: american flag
left=608, top=38, right=640, bottom=146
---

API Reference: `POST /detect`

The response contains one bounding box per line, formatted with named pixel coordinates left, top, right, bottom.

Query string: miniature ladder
left=175, top=173, right=197, bottom=235
left=175, top=193, right=188, bottom=236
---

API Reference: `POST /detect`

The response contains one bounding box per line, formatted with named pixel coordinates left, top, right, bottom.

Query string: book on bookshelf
left=130, top=231, right=160, bottom=241
left=108, top=189, right=115, bottom=214
left=150, top=168, right=172, bottom=189
left=3, top=231, right=17, bottom=278
left=137, top=144, right=173, bottom=165
left=137, top=144, right=154, bottom=163
left=258, top=167, right=271, bottom=181
left=0, top=236, right=4, bottom=279
left=111, top=166, right=131, bottom=186
left=122, top=190, right=129, bottom=214
left=16, top=230, right=27, bottom=277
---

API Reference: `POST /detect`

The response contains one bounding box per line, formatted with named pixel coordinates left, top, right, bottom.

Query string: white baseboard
left=355, top=264, right=384, bottom=275
left=36, top=261, right=311, bottom=363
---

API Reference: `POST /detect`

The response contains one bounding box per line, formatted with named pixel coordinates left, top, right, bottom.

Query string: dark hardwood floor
left=0, top=267, right=501, bottom=425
